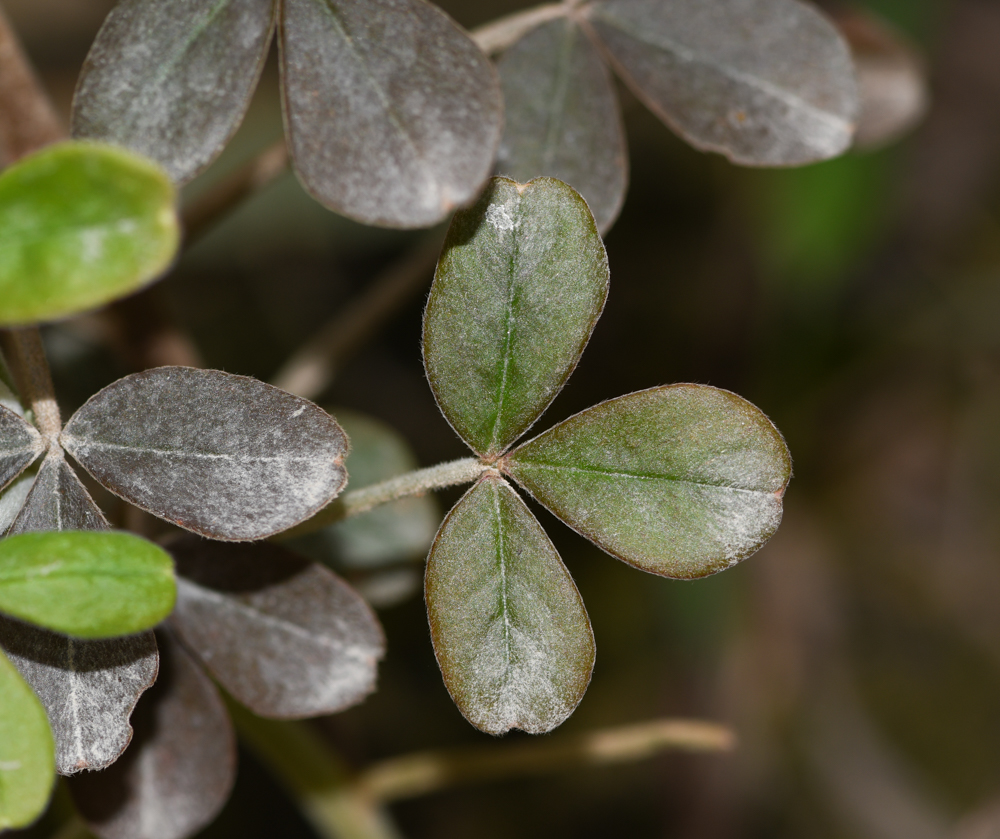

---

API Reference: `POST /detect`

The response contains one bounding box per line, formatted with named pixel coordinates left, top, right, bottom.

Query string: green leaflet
left=505, top=385, right=792, bottom=579
left=426, top=476, right=594, bottom=734
left=423, top=177, right=608, bottom=458
left=0, top=648, right=55, bottom=830
left=0, top=141, right=179, bottom=326
left=0, top=531, right=176, bottom=638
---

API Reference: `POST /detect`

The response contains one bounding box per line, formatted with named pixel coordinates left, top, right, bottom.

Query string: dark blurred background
left=8, top=0, right=1000, bottom=836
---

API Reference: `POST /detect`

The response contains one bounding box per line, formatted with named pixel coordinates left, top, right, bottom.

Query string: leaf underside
left=496, top=18, right=628, bottom=234
left=0, top=403, right=43, bottom=493
left=587, top=0, right=859, bottom=165
left=72, top=0, right=276, bottom=185
left=0, top=647, right=54, bottom=830
left=6, top=449, right=110, bottom=536
left=280, top=0, right=502, bottom=227
left=423, top=177, right=609, bottom=458
left=168, top=538, right=385, bottom=718
left=68, top=631, right=236, bottom=839
left=0, top=142, right=179, bottom=326
left=426, top=476, right=594, bottom=735
left=61, top=367, right=348, bottom=541
left=506, top=385, right=792, bottom=579
left=0, top=617, right=158, bottom=776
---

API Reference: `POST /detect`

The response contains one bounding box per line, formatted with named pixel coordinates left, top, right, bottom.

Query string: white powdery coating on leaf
left=0, top=619, right=158, bottom=775
left=485, top=202, right=516, bottom=232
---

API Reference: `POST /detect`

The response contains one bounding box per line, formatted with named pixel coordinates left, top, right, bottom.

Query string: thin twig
left=180, top=138, right=289, bottom=247
left=0, top=5, right=63, bottom=165
left=357, top=718, right=736, bottom=802
left=469, top=2, right=571, bottom=54
left=271, top=234, right=443, bottom=399
left=278, top=457, right=486, bottom=540
left=0, top=330, right=61, bottom=440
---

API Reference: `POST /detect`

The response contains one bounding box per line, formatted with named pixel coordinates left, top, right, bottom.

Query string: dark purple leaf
left=72, top=0, right=276, bottom=185
left=0, top=617, right=158, bottom=775
left=168, top=538, right=384, bottom=718
left=280, top=0, right=503, bottom=227
left=0, top=403, right=43, bottom=493
left=60, top=367, right=348, bottom=541
left=496, top=19, right=628, bottom=233
left=68, top=632, right=235, bottom=839
left=6, top=448, right=110, bottom=536
left=586, top=0, right=859, bottom=165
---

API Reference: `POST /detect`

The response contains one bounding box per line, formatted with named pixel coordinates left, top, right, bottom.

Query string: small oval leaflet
left=168, top=538, right=385, bottom=719
left=0, top=647, right=55, bottom=830
left=61, top=367, right=349, bottom=541
left=0, top=142, right=179, bottom=326
left=426, top=476, right=595, bottom=735
left=585, top=0, right=859, bottom=166
left=6, top=448, right=111, bottom=536
left=280, top=0, right=503, bottom=227
left=0, top=403, right=43, bottom=493
left=0, top=617, right=158, bottom=776
left=496, top=18, right=628, bottom=234
left=72, top=0, right=276, bottom=185
left=505, top=385, right=792, bottom=579
left=68, top=632, right=236, bottom=839
left=423, top=177, right=609, bottom=458
left=0, top=530, right=176, bottom=638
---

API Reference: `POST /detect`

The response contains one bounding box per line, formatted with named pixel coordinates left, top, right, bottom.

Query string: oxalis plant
left=0, top=0, right=887, bottom=833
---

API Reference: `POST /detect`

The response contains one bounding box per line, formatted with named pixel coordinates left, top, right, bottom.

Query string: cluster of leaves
left=419, top=177, right=791, bottom=733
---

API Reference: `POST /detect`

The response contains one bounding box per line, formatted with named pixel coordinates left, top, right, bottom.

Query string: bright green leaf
left=426, top=476, right=594, bottom=734
left=505, top=385, right=792, bottom=579
left=0, top=648, right=55, bottom=830
left=423, top=177, right=608, bottom=458
left=0, top=141, right=179, bottom=326
left=0, top=531, right=176, bottom=638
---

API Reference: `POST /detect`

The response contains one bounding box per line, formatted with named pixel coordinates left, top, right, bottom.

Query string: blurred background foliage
left=8, top=0, right=1000, bottom=836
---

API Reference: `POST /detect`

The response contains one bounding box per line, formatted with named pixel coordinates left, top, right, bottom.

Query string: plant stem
left=0, top=327, right=61, bottom=442
left=181, top=138, right=289, bottom=247
left=357, top=718, right=736, bottom=802
left=272, top=234, right=443, bottom=399
left=0, top=5, right=63, bottom=165
left=470, top=3, right=571, bottom=54
left=228, top=703, right=403, bottom=839
left=278, top=457, right=487, bottom=539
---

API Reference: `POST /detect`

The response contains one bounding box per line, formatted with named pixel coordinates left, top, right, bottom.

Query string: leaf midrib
left=511, top=460, right=780, bottom=494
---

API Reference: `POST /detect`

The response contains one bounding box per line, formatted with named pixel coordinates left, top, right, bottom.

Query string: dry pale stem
left=272, top=234, right=442, bottom=399
left=0, top=327, right=61, bottom=442
left=357, top=718, right=737, bottom=802
left=470, top=3, right=571, bottom=54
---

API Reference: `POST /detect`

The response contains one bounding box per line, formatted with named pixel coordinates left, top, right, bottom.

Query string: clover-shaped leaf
left=61, top=367, right=348, bottom=541
left=424, top=177, right=608, bottom=459
left=0, top=142, right=179, bottom=326
left=495, top=18, right=627, bottom=234
left=426, top=475, right=594, bottom=734
left=584, top=0, right=859, bottom=166
left=168, top=538, right=384, bottom=719
left=0, top=403, right=43, bottom=493
left=72, top=0, right=276, bottom=186
left=67, top=631, right=236, bottom=839
left=421, top=176, right=791, bottom=733
left=0, top=647, right=54, bottom=830
left=505, top=385, right=791, bottom=579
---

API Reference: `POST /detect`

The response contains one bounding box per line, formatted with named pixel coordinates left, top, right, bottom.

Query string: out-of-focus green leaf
left=280, top=0, right=502, bottom=228
left=423, top=177, right=608, bottom=458
left=426, top=476, right=594, bottom=734
left=72, top=0, right=276, bottom=185
left=0, top=142, right=179, bottom=326
left=586, top=0, right=858, bottom=165
left=0, top=531, right=176, bottom=638
left=0, top=648, right=54, bottom=830
left=496, top=19, right=627, bottom=234
left=505, top=385, right=791, bottom=579
left=291, top=409, right=438, bottom=570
